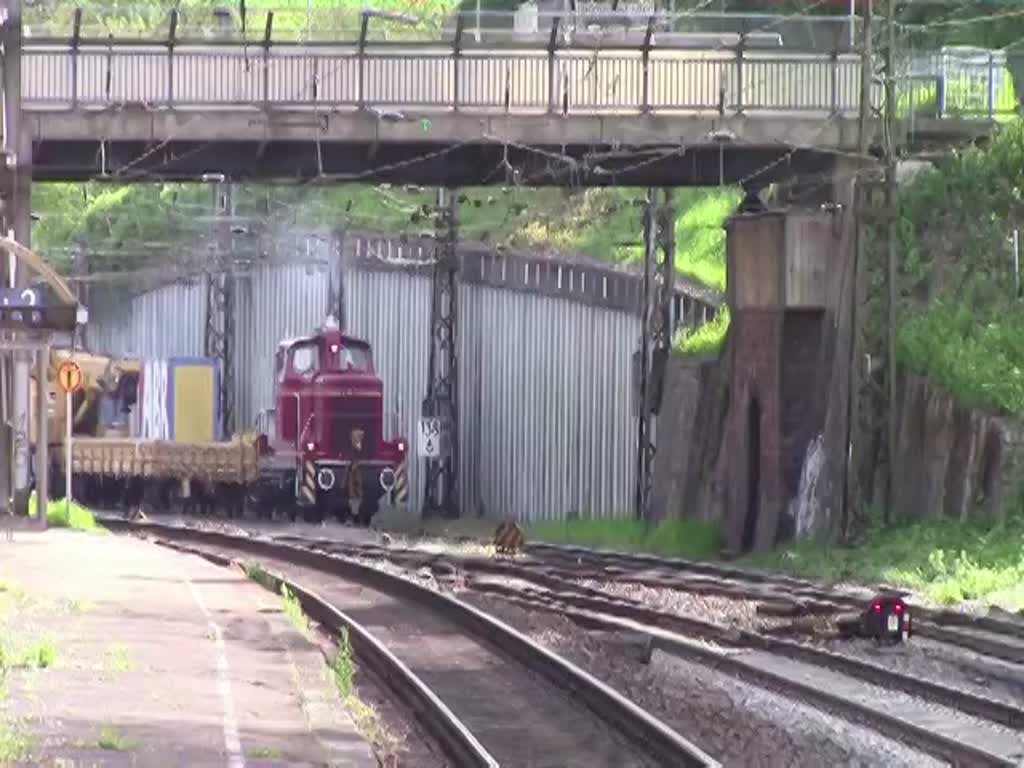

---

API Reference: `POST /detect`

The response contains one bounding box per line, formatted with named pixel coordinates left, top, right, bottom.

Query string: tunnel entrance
left=742, top=397, right=761, bottom=554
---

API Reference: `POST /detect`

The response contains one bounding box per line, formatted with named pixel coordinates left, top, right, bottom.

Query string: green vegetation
left=28, top=0, right=458, bottom=40
left=327, top=628, right=396, bottom=754
left=886, top=118, right=1024, bottom=417
left=898, top=302, right=1024, bottom=415
left=329, top=627, right=356, bottom=699
left=34, top=183, right=738, bottom=296
left=528, top=514, right=1024, bottom=611
left=745, top=516, right=1024, bottom=611
left=103, top=643, right=134, bottom=675
left=240, top=561, right=398, bottom=753
left=673, top=305, right=731, bottom=359
left=97, top=725, right=137, bottom=752
left=14, top=639, right=57, bottom=670
left=27, top=495, right=104, bottom=533
left=0, top=722, right=32, bottom=764
left=279, top=584, right=311, bottom=640
left=247, top=746, right=285, bottom=759
left=528, top=517, right=722, bottom=560
left=898, top=68, right=1018, bottom=121
left=241, top=561, right=314, bottom=640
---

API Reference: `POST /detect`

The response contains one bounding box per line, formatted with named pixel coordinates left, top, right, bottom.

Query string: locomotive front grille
left=328, top=399, right=378, bottom=460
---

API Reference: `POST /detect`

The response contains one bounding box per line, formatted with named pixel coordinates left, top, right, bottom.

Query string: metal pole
left=849, top=0, right=856, bottom=49
left=884, top=0, right=898, bottom=522
left=635, top=189, right=656, bottom=522
left=33, top=346, right=46, bottom=529
left=64, top=388, right=71, bottom=505
left=3, top=0, right=32, bottom=517
left=1013, top=228, right=1020, bottom=298
left=842, top=0, right=874, bottom=535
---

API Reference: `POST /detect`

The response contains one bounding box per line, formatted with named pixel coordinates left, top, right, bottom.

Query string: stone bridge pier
left=717, top=157, right=858, bottom=554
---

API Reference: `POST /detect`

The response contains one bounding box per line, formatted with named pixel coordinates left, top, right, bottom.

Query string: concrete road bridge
left=6, top=10, right=1009, bottom=187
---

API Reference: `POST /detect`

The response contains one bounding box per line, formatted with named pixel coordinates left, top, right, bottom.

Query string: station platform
left=0, top=528, right=376, bottom=767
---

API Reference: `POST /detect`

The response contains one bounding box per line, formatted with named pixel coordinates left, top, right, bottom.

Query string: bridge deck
left=6, top=35, right=1004, bottom=183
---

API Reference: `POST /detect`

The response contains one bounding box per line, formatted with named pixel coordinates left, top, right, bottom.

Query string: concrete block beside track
left=0, top=529, right=376, bottom=767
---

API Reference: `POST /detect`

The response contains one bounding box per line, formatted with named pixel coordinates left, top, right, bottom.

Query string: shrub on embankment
left=853, top=118, right=1024, bottom=527
left=888, top=120, right=1024, bottom=419
left=35, top=183, right=740, bottom=296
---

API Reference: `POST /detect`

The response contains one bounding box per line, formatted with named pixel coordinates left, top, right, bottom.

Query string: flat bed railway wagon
left=31, top=316, right=408, bottom=523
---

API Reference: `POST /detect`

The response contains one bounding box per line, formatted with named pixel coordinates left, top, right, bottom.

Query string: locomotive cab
left=262, top=315, right=407, bottom=523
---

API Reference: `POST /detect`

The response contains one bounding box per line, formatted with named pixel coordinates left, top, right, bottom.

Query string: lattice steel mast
left=635, top=188, right=676, bottom=522
left=422, top=188, right=460, bottom=518
left=204, top=180, right=235, bottom=439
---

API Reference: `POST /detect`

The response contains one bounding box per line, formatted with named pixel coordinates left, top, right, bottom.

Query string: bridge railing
left=17, top=9, right=1013, bottom=120
left=22, top=40, right=874, bottom=115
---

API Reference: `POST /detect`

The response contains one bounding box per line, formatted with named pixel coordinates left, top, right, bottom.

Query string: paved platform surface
left=0, top=529, right=376, bottom=767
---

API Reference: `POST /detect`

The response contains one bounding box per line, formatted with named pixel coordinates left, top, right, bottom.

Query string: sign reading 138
left=417, top=417, right=442, bottom=458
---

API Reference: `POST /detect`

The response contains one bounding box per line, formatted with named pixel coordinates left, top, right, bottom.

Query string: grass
left=103, top=643, right=134, bottom=674
left=279, top=584, right=311, bottom=640
left=14, top=639, right=57, bottom=670
left=240, top=560, right=398, bottom=754
left=0, top=722, right=32, bottom=763
left=27, top=495, right=105, bottom=533
left=97, top=725, right=138, bottom=752
left=527, top=514, right=1024, bottom=612
left=329, top=627, right=356, bottom=700
left=743, top=516, right=1024, bottom=611
left=328, top=628, right=398, bottom=755
left=247, top=746, right=284, bottom=759
left=528, top=517, right=722, bottom=561
left=673, top=305, right=730, bottom=359
left=242, top=562, right=314, bottom=639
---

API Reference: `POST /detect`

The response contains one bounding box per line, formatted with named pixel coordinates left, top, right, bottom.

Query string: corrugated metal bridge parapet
left=348, top=232, right=719, bottom=327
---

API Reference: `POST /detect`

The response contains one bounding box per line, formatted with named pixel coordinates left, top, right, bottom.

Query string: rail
left=103, top=517, right=721, bottom=767
left=16, top=13, right=1014, bottom=121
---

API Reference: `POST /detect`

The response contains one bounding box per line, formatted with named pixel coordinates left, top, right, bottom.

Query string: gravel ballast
left=455, top=591, right=945, bottom=768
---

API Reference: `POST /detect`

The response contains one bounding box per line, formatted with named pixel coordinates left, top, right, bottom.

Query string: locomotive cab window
left=330, top=343, right=372, bottom=372
left=275, top=349, right=287, bottom=383
left=291, top=342, right=319, bottom=376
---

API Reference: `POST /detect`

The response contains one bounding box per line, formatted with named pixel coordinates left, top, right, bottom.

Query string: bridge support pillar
left=721, top=206, right=845, bottom=555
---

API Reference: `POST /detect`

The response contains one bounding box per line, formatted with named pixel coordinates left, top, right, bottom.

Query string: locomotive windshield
left=291, top=342, right=319, bottom=376
left=330, top=343, right=372, bottom=373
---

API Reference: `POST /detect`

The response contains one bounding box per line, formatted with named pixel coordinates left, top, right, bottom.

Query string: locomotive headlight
left=379, top=467, right=396, bottom=492
left=317, top=467, right=336, bottom=491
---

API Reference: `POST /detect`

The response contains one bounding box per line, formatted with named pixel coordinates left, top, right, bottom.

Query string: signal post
left=56, top=359, right=82, bottom=508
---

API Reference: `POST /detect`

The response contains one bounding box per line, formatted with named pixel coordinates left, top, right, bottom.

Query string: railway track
left=101, top=518, right=717, bottom=768
left=250, top=531, right=1024, bottom=767
left=527, top=542, right=1024, bottom=663
left=266, top=530, right=1024, bottom=666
